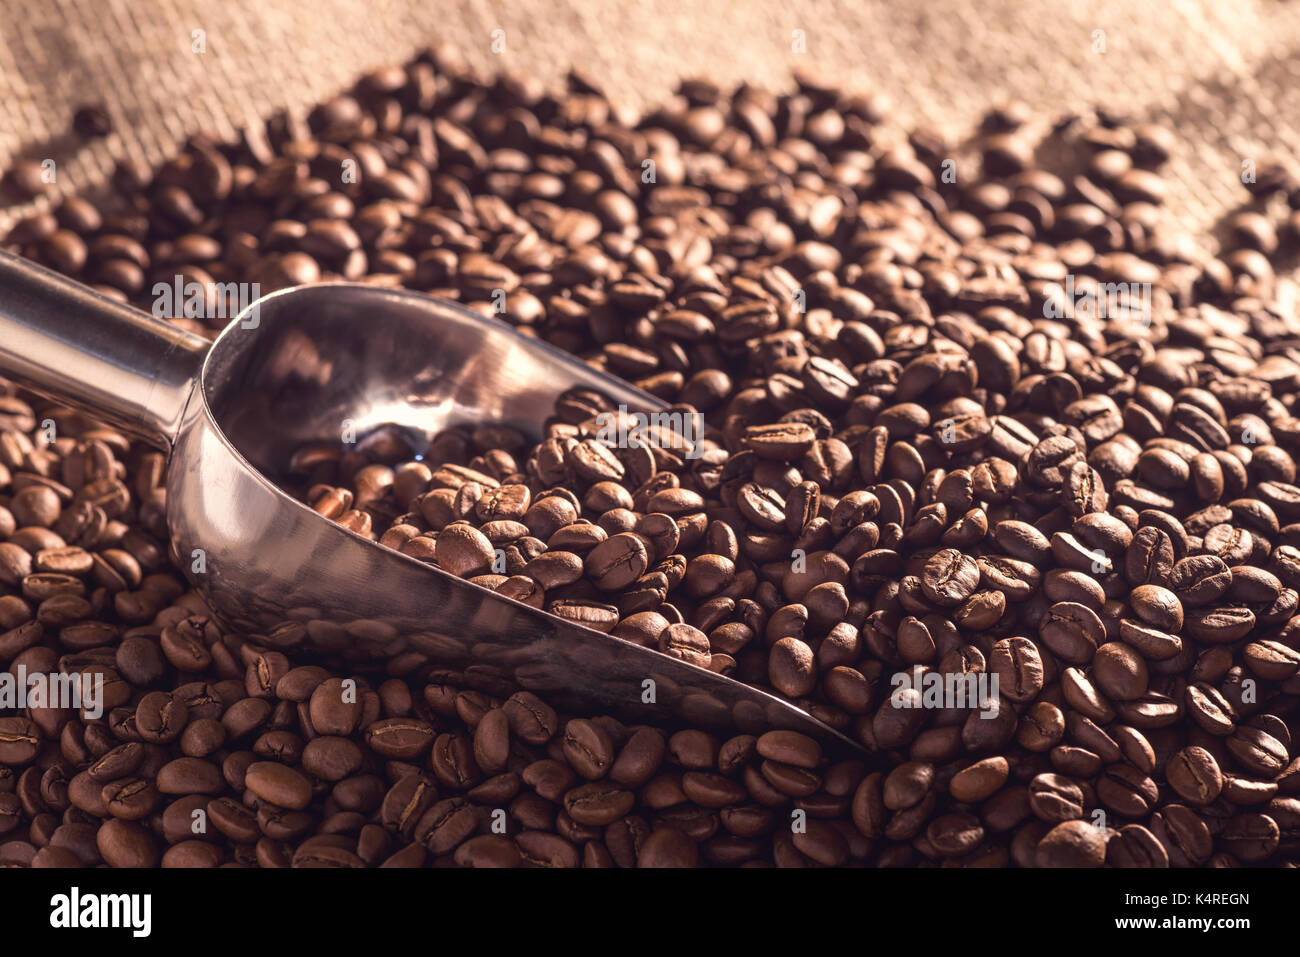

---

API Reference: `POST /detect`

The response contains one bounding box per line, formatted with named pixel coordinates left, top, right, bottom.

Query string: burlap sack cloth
left=2, top=0, right=1299, bottom=250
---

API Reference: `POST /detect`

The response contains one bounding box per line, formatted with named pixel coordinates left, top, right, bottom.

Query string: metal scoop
left=0, top=250, right=859, bottom=750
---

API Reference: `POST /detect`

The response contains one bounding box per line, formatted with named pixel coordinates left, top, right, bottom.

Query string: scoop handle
left=0, top=250, right=208, bottom=448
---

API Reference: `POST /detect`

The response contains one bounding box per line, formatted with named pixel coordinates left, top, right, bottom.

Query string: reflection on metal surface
left=0, top=251, right=860, bottom=751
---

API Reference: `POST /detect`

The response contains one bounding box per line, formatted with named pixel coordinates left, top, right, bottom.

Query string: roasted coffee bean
left=564, top=782, right=635, bottom=827
left=1096, top=764, right=1159, bottom=817
left=585, top=533, right=649, bottom=590
left=1039, top=602, right=1104, bottom=663
left=134, top=691, right=188, bottom=744
left=1152, top=804, right=1213, bottom=866
left=1218, top=813, right=1280, bottom=862
left=1028, top=772, right=1087, bottom=823
left=415, top=798, right=479, bottom=855
left=366, top=722, right=436, bottom=759
left=1106, top=823, right=1170, bottom=868
left=607, top=728, right=666, bottom=788
left=0, top=718, right=42, bottom=765
left=502, top=691, right=558, bottom=744
left=155, top=757, right=224, bottom=796
left=1167, top=555, right=1233, bottom=606
left=918, top=549, right=980, bottom=606
left=100, top=778, right=159, bottom=821
left=1226, top=726, right=1289, bottom=777
left=669, top=730, right=719, bottom=770
left=1167, top=746, right=1224, bottom=805
left=308, top=678, right=364, bottom=735
left=244, top=762, right=313, bottom=811
left=950, top=757, right=1010, bottom=803
left=755, top=731, right=822, bottom=770
left=1017, top=702, right=1066, bottom=752
left=1093, top=643, right=1149, bottom=701
left=657, top=622, right=712, bottom=668
left=96, top=819, right=158, bottom=868
left=302, top=737, right=363, bottom=780
left=562, top=719, right=615, bottom=780
left=989, top=637, right=1044, bottom=703
left=1035, top=820, right=1106, bottom=867
left=636, top=826, right=699, bottom=867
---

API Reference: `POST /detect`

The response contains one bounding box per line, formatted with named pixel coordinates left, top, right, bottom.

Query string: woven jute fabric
left=2, top=0, right=1299, bottom=246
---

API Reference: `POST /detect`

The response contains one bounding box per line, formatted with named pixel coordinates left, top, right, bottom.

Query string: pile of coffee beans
left=5, top=48, right=1300, bottom=867
left=0, top=398, right=866, bottom=868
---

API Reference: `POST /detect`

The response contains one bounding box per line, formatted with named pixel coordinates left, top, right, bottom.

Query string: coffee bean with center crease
left=1106, top=823, right=1170, bottom=867
left=0, top=718, right=42, bottom=765
left=745, top=423, right=816, bottom=459
left=1096, top=764, right=1159, bottom=817
left=416, top=798, right=480, bottom=855
left=1184, top=606, right=1255, bottom=643
left=502, top=691, right=558, bottom=744
left=978, top=555, right=1040, bottom=600
left=208, top=796, right=261, bottom=843
left=134, top=691, right=188, bottom=744
left=1039, top=602, right=1105, bottom=663
left=1167, top=746, right=1223, bottom=805
left=380, top=775, right=438, bottom=840
left=1184, top=681, right=1237, bottom=735
left=1243, top=640, right=1300, bottom=680
left=88, top=742, right=145, bottom=782
left=1152, top=804, right=1213, bottom=866
left=101, top=778, right=159, bottom=821
left=918, top=548, right=980, bottom=607
left=365, top=717, right=436, bottom=759
left=584, top=532, right=649, bottom=590
left=736, top=483, right=787, bottom=531
left=657, top=622, right=712, bottom=668
left=1063, top=461, right=1109, bottom=516
left=1219, top=813, right=1280, bottom=863
left=1028, top=773, right=1084, bottom=822
left=1167, top=555, right=1232, bottom=605
left=1226, top=726, right=1289, bottom=777
left=564, top=782, right=635, bottom=826
left=1125, top=526, right=1174, bottom=586
left=990, top=637, right=1044, bottom=703
left=559, top=718, right=613, bottom=780
left=431, top=732, right=481, bottom=791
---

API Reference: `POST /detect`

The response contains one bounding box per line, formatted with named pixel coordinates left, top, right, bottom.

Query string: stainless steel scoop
left=0, top=250, right=859, bottom=750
